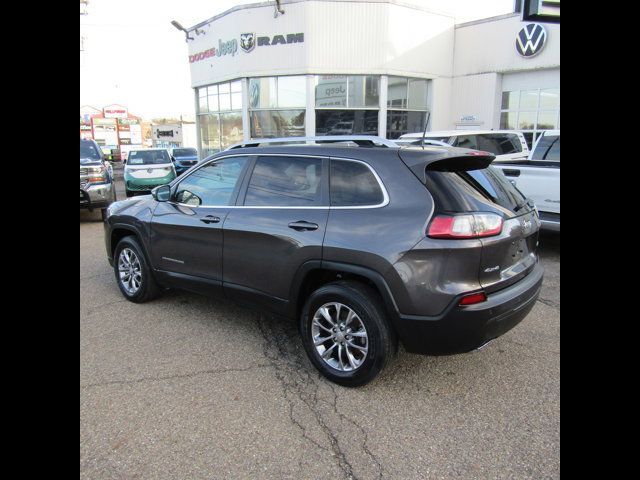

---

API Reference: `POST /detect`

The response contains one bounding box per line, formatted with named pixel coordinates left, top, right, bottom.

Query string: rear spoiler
left=397, top=147, right=495, bottom=183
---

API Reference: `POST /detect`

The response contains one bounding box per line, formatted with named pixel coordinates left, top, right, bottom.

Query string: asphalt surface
left=80, top=170, right=560, bottom=479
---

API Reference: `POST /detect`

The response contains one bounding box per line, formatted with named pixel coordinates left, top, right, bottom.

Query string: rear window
left=128, top=150, right=171, bottom=165
left=244, top=156, right=323, bottom=206
left=462, top=167, right=527, bottom=210
left=330, top=160, right=384, bottom=206
left=531, top=135, right=560, bottom=161
left=477, top=133, right=522, bottom=155
left=424, top=167, right=527, bottom=213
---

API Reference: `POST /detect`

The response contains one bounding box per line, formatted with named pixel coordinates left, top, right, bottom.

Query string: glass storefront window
left=500, top=87, right=560, bottom=148
left=277, top=76, right=307, bottom=108
left=501, top=91, right=519, bottom=110
left=386, top=111, right=426, bottom=139
left=219, top=93, right=231, bottom=111
left=197, top=80, right=244, bottom=153
left=250, top=110, right=305, bottom=138
left=537, top=111, right=558, bottom=130
left=500, top=111, right=517, bottom=130
left=316, top=75, right=348, bottom=108
left=387, top=76, right=408, bottom=109
left=249, top=77, right=277, bottom=109
left=539, top=88, right=560, bottom=109
left=315, top=110, right=378, bottom=135
left=199, top=114, right=221, bottom=156
left=407, top=79, right=428, bottom=110
left=520, top=90, right=538, bottom=109
left=517, top=111, right=536, bottom=130
left=199, top=95, right=208, bottom=114
left=348, top=76, right=379, bottom=108
left=220, top=112, right=243, bottom=147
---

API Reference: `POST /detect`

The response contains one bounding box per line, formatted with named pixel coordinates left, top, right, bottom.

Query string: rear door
left=222, top=154, right=329, bottom=312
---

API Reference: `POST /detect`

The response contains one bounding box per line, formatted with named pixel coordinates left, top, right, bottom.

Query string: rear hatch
left=398, top=147, right=540, bottom=294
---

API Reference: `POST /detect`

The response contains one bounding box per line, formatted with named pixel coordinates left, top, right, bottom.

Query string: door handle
left=200, top=215, right=221, bottom=224
left=502, top=169, right=521, bottom=177
left=288, top=221, right=319, bottom=231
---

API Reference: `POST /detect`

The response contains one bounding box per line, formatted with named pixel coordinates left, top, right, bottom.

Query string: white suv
left=398, top=130, right=529, bottom=162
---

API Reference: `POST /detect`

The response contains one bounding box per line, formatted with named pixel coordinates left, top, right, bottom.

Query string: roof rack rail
left=225, top=135, right=398, bottom=150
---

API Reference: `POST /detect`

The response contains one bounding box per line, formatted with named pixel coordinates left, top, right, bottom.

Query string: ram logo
left=240, top=33, right=255, bottom=53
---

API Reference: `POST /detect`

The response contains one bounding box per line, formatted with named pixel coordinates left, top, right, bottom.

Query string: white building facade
left=184, top=0, right=559, bottom=156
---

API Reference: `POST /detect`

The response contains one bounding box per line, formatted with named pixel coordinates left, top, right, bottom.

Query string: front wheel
left=113, top=236, right=162, bottom=303
left=300, top=281, right=396, bottom=387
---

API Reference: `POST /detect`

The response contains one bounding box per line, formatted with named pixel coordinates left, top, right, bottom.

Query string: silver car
left=80, top=138, right=116, bottom=219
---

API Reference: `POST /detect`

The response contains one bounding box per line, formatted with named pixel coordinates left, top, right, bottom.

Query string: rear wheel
left=300, top=281, right=395, bottom=387
left=113, top=236, right=162, bottom=303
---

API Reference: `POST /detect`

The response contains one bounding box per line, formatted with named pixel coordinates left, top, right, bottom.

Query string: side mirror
left=152, top=184, right=171, bottom=202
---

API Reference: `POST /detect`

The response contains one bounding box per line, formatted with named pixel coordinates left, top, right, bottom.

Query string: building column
left=305, top=74, right=316, bottom=137
left=194, top=88, right=202, bottom=158
left=378, top=75, right=388, bottom=138
left=241, top=77, right=250, bottom=141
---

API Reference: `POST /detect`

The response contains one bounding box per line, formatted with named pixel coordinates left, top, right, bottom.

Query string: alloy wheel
left=311, top=302, right=369, bottom=372
left=118, top=248, right=142, bottom=295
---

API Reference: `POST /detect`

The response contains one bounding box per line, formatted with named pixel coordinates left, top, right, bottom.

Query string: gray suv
left=104, top=136, right=543, bottom=386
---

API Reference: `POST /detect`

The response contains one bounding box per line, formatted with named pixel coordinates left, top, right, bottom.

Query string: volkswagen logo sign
left=515, top=23, right=547, bottom=58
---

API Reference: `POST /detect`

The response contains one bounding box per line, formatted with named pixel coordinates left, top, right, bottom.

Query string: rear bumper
left=395, top=262, right=543, bottom=355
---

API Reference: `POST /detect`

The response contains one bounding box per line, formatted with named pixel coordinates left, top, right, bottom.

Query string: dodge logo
left=240, top=33, right=255, bottom=53
left=515, top=23, right=547, bottom=58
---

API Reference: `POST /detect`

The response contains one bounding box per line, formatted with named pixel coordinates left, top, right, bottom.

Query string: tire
left=300, top=281, right=396, bottom=387
left=113, top=236, right=162, bottom=303
left=125, top=189, right=133, bottom=198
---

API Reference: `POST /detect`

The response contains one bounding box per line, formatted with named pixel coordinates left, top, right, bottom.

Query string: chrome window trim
left=169, top=153, right=389, bottom=210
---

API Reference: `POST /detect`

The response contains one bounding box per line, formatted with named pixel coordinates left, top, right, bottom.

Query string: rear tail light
left=427, top=213, right=503, bottom=239
left=459, top=292, right=487, bottom=306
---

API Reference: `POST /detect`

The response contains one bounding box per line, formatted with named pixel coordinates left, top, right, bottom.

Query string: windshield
left=173, top=148, right=197, bottom=157
left=80, top=140, right=102, bottom=161
left=531, top=135, right=560, bottom=161
left=127, top=150, right=171, bottom=165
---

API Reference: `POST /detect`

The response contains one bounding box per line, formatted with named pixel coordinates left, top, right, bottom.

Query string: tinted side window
left=330, top=160, right=384, bottom=206
left=452, top=135, right=478, bottom=150
left=477, top=133, right=522, bottom=155
left=245, top=156, right=323, bottom=206
left=174, top=156, right=248, bottom=206
left=531, top=135, right=560, bottom=161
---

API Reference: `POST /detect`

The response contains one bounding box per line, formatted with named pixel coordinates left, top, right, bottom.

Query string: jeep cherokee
left=104, top=136, right=543, bottom=386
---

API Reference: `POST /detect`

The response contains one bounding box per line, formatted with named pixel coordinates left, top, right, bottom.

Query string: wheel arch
left=290, top=261, right=401, bottom=331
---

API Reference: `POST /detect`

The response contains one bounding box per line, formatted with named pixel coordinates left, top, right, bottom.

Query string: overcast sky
left=80, top=0, right=515, bottom=119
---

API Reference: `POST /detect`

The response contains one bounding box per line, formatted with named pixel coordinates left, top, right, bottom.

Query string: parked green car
left=124, top=148, right=176, bottom=197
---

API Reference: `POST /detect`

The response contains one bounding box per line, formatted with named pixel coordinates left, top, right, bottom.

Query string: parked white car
left=398, top=130, right=529, bottom=162
left=492, top=130, right=560, bottom=231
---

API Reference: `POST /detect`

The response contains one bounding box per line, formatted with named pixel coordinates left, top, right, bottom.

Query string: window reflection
left=250, top=110, right=305, bottom=138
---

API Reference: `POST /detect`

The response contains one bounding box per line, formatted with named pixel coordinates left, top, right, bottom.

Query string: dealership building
left=183, top=0, right=559, bottom=156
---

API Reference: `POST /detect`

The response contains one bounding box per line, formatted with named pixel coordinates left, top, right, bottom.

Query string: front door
left=150, top=155, right=250, bottom=291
